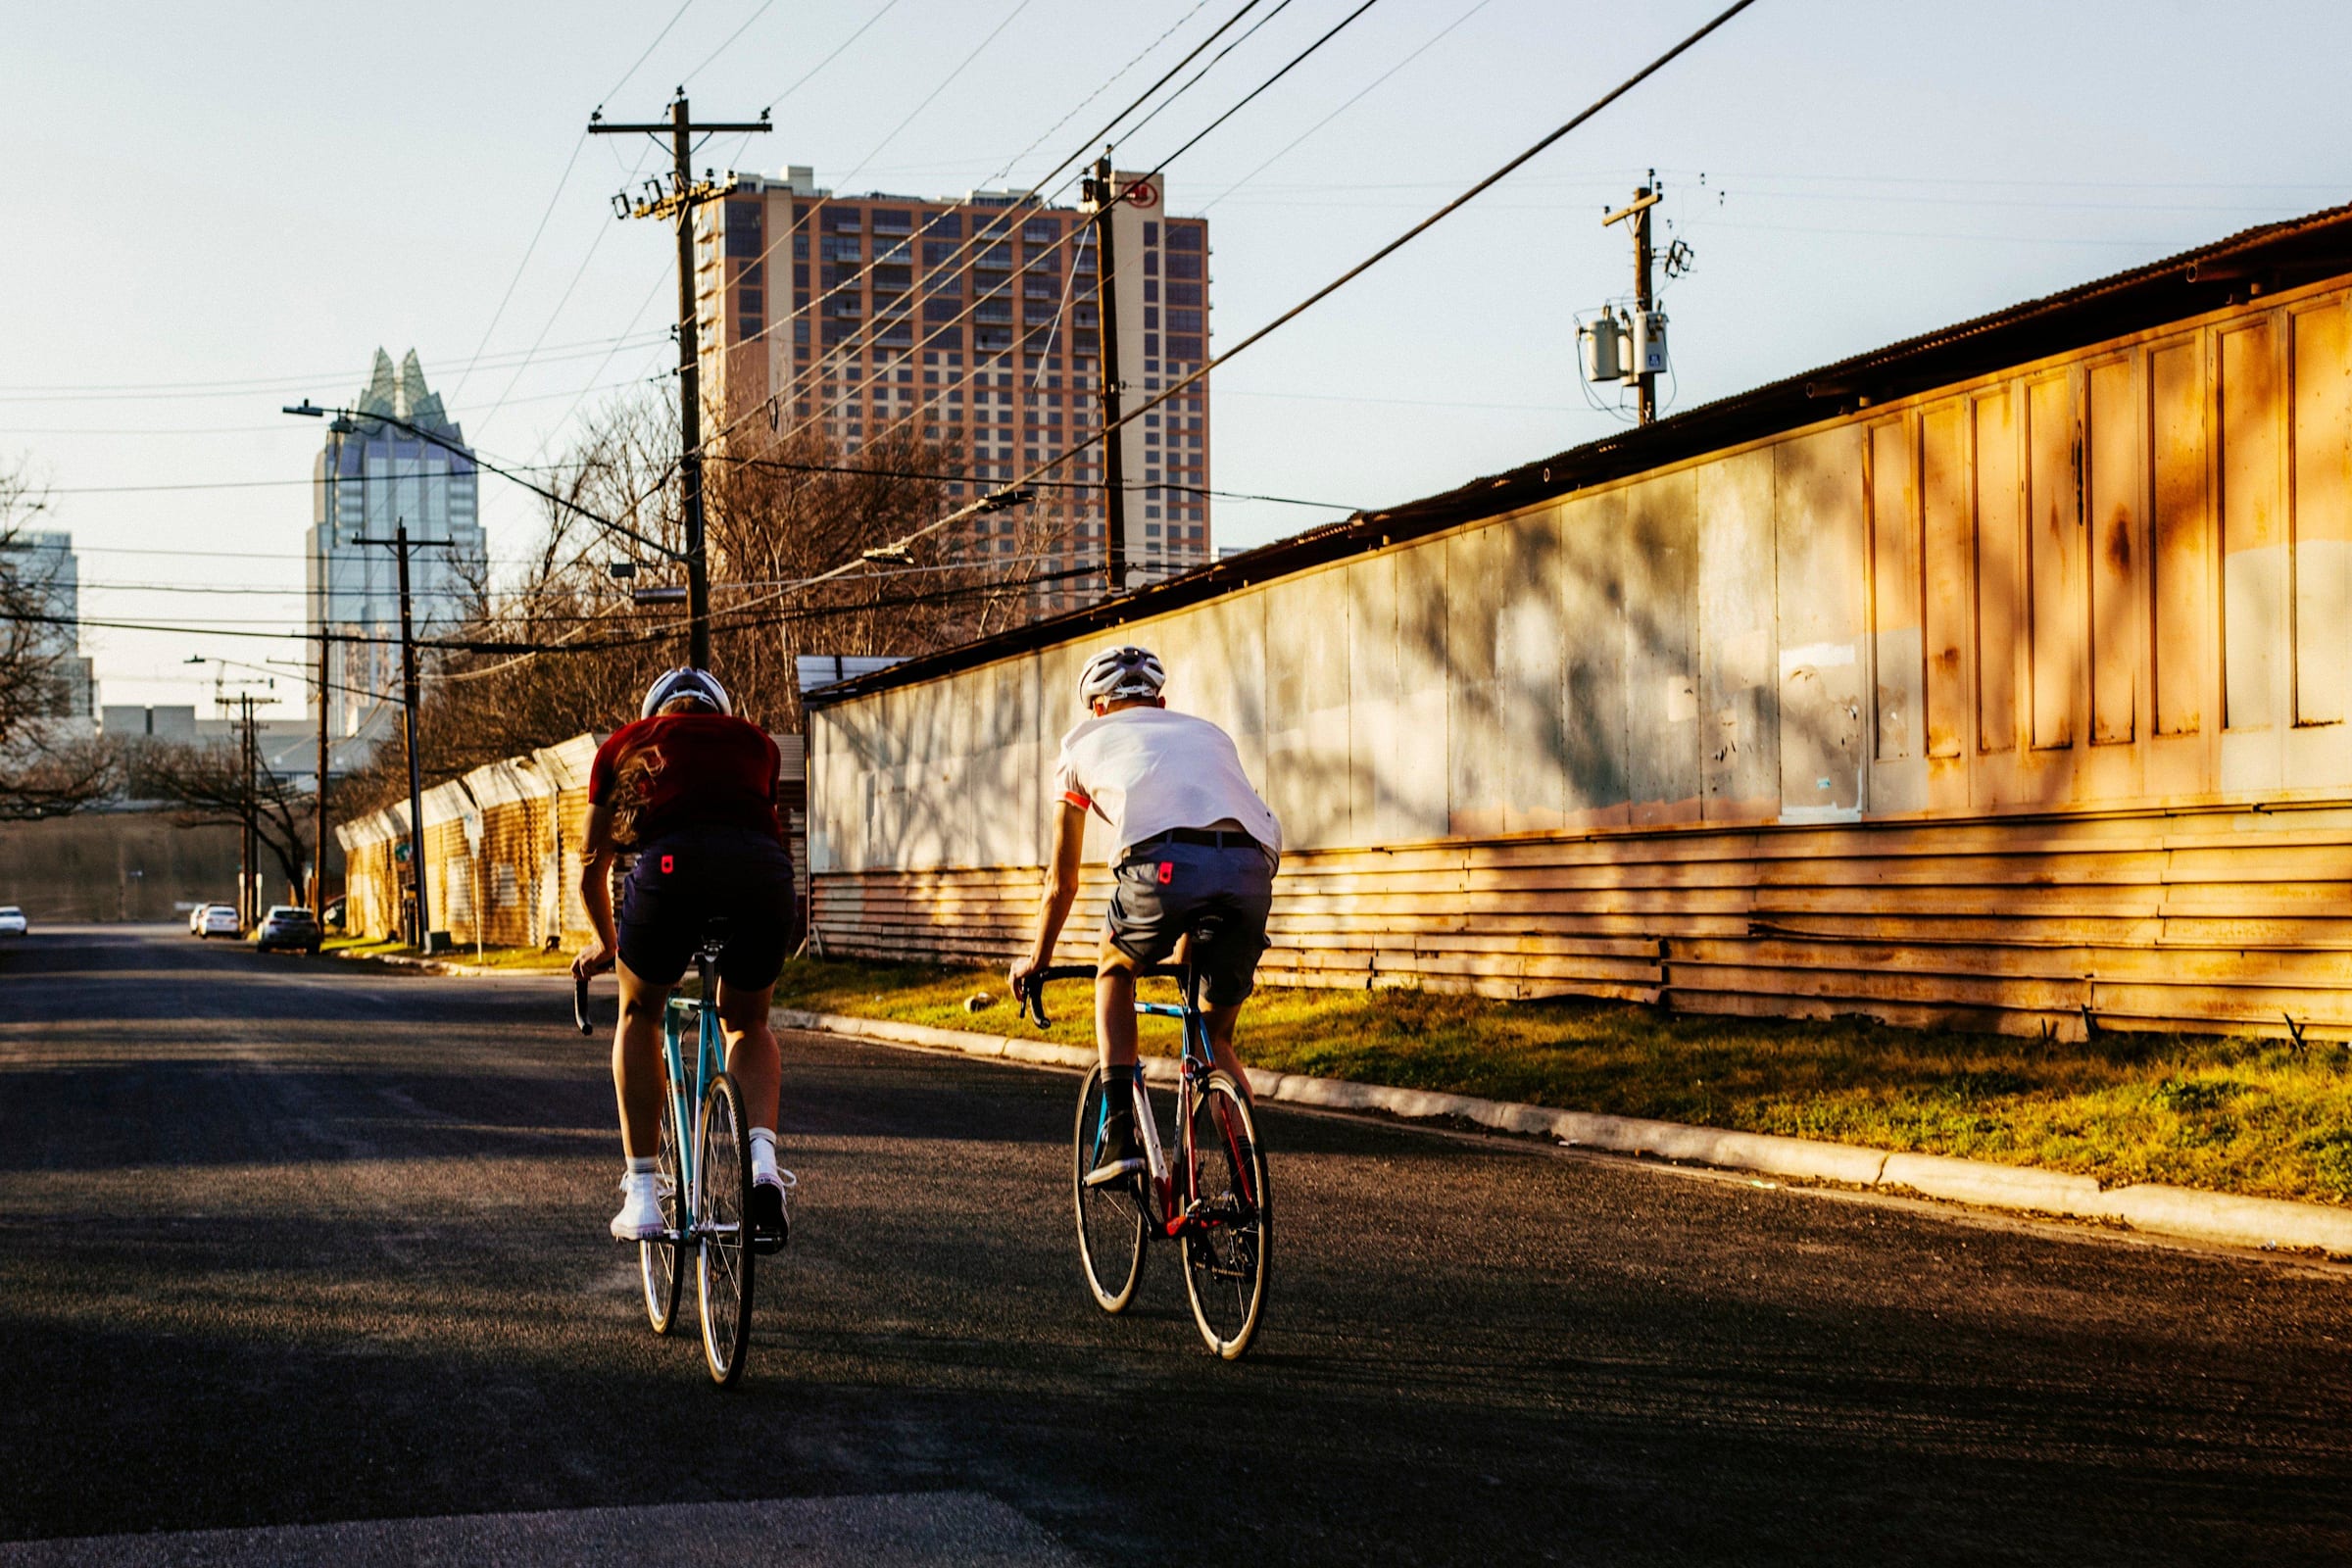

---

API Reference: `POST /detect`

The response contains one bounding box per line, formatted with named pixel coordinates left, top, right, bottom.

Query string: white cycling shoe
left=610, top=1175, right=666, bottom=1241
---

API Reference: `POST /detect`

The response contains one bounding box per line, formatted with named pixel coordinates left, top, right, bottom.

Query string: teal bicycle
left=575, top=930, right=784, bottom=1387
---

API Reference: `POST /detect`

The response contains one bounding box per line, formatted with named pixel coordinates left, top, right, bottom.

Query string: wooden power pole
left=1085, top=154, right=1129, bottom=595
left=1603, top=173, right=1664, bottom=426
left=591, top=93, right=770, bottom=670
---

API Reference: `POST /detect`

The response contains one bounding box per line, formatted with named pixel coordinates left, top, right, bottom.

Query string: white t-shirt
left=1054, top=707, right=1284, bottom=863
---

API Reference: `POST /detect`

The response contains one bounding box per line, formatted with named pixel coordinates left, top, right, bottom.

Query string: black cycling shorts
left=1105, top=839, right=1274, bottom=1007
left=616, top=823, right=796, bottom=991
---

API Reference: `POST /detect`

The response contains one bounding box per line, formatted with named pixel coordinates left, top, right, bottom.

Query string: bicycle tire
left=1072, top=1063, right=1149, bottom=1314
left=696, top=1071, right=756, bottom=1386
left=640, top=1094, right=686, bottom=1335
left=1181, top=1071, right=1270, bottom=1360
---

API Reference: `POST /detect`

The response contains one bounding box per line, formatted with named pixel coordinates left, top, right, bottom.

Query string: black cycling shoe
left=1085, top=1114, right=1147, bottom=1188
left=750, top=1175, right=790, bottom=1250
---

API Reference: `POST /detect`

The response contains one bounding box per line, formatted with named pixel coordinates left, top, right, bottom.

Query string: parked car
left=254, top=906, right=321, bottom=955
left=0, top=906, right=25, bottom=937
left=198, top=905, right=242, bottom=939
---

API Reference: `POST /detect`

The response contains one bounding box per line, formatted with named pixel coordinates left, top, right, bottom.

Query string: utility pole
left=591, top=93, right=770, bottom=670
left=238, top=693, right=256, bottom=926
left=1084, top=153, right=1128, bottom=595
left=313, top=629, right=330, bottom=918
left=352, top=523, right=440, bottom=952
left=1602, top=173, right=1666, bottom=425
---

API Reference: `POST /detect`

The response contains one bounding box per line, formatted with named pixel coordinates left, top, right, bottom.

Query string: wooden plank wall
left=808, top=277, right=2352, bottom=1040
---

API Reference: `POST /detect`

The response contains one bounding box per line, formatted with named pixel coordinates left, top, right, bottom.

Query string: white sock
left=750, top=1127, right=779, bottom=1184
left=624, top=1155, right=656, bottom=1186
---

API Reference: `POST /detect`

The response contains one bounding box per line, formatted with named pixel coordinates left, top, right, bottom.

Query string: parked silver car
left=254, top=905, right=321, bottom=955
left=0, top=906, right=25, bottom=937
left=197, top=905, right=242, bottom=939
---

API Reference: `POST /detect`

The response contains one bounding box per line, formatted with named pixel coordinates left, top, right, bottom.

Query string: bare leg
left=612, top=957, right=669, bottom=1159
left=715, top=978, right=782, bottom=1131
left=1203, top=1002, right=1254, bottom=1105
left=1095, top=935, right=1139, bottom=1069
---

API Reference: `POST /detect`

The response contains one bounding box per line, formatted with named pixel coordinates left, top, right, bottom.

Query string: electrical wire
left=788, top=0, right=1765, bottom=589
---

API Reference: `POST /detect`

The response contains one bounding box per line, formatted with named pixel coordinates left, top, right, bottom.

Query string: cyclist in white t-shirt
left=1009, top=646, right=1283, bottom=1184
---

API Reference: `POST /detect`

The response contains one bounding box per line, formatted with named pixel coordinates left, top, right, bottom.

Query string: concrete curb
left=773, top=1007, right=2352, bottom=1261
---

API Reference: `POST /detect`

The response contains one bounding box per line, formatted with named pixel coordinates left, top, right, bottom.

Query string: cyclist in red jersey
left=573, top=668, right=794, bottom=1244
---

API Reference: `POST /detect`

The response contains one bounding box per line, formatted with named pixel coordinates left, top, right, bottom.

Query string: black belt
left=1129, top=827, right=1263, bottom=854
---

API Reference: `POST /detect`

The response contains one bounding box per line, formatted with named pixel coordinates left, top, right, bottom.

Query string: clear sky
left=7, top=0, right=2350, bottom=715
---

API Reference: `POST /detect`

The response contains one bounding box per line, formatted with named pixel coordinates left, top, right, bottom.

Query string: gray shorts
left=1104, top=838, right=1275, bottom=1006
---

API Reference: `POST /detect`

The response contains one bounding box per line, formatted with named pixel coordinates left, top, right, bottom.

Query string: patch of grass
left=773, top=956, right=2352, bottom=1207
left=327, top=937, right=570, bottom=973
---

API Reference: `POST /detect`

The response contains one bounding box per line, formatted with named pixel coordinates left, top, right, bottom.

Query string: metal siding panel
left=1346, top=552, right=1400, bottom=845
left=1445, top=527, right=1505, bottom=837
left=2222, top=318, right=2284, bottom=734
left=1974, top=388, right=2022, bottom=756
left=1392, top=539, right=1451, bottom=841
left=1697, top=448, right=1779, bottom=820
left=2293, top=299, right=2352, bottom=726
left=1263, top=568, right=1351, bottom=850
left=2087, top=357, right=2142, bottom=745
left=1869, top=418, right=1923, bottom=762
left=1623, top=471, right=1702, bottom=824
left=1498, top=509, right=1572, bottom=834
left=1776, top=427, right=1867, bottom=818
left=2150, top=338, right=2211, bottom=739
left=2027, top=373, right=2081, bottom=750
left=1921, top=402, right=1972, bottom=771
left=1558, top=492, right=1630, bottom=827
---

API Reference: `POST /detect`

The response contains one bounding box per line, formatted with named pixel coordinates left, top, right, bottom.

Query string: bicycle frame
left=659, top=953, right=725, bottom=1242
left=1110, top=965, right=1260, bottom=1241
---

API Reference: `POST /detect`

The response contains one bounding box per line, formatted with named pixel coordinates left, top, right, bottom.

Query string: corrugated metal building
left=803, top=206, right=2352, bottom=1041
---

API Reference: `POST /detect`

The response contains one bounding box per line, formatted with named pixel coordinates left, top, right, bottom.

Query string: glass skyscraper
left=304, top=350, right=485, bottom=737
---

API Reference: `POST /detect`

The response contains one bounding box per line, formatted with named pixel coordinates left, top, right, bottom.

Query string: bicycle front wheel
left=640, top=1092, right=685, bottom=1335
left=1072, top=1063, right=1148, bottom=1314
left=696, top=1071, right=755, bottom=1386
left=1182, top=1072, right=1270, bottom=1359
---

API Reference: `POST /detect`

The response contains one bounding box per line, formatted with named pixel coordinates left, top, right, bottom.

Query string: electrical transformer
left=1580, top=311, right=1627, bottom=383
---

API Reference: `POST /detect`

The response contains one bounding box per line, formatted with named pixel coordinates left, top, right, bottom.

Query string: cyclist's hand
left=1006, top=953, right=1041, bottom=1000
left=573, top=940, right=615, bottom=980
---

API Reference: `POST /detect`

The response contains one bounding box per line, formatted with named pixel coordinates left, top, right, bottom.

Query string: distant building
left=304, top=350, right=485, bottom=737
left=695, top=166, right=1211, bottom=610
left=6, top=530, right=95, bottom=719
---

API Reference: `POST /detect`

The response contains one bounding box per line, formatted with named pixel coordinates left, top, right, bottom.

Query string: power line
left=800, top=0, right=1764, bottom=588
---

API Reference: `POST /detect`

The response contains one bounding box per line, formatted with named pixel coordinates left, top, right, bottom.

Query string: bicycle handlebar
left=1016, top=963, right=1190, bottom=1029
left=572, top=973, right=593, bottom=1036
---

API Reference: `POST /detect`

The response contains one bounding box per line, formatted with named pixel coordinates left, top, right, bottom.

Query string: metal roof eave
left=805, top=201, right=2352, bottom=711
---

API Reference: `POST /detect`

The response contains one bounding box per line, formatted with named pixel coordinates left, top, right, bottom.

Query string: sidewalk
left=770, top=1005, right=2352, bottom=1263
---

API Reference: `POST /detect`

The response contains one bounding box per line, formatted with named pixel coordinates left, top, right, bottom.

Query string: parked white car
left=0, top=906, right=25, bottom=937
left=198, top=905, right=241, bottom=939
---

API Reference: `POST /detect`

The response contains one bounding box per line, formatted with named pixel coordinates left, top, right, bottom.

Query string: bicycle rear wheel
left=640, top=1094, right=686, bottom=1335
left=696, top=1071, right=755, bottom=1386
left=1182, top=1072, right=1270, bottom=1359
left=1072, top=1063, right=1148, bottom=1313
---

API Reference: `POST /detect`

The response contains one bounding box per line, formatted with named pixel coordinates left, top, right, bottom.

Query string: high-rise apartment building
left=6, top=531, right=95, bottom=719
left=694, top=167, right=1211, bottom=607
left=305, top=350, right=485, bottom=736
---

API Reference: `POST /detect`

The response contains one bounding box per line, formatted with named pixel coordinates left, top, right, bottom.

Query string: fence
left=336, top=732, right=808, bottom=950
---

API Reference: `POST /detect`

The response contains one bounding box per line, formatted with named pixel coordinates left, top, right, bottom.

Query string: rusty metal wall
left=807, top=275, right=2352, bottom=1039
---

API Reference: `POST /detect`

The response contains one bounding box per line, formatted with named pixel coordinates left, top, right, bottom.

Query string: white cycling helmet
left=641, top=666, right=733, bottom=718
left=1077, top=645, right=1166, bottom=709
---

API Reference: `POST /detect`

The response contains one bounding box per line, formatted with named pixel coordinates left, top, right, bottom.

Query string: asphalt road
left=1, top=925, right=2348, bottom=1565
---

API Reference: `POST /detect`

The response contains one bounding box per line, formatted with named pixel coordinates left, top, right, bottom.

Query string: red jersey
left=588, top=713, right=783, bottom=847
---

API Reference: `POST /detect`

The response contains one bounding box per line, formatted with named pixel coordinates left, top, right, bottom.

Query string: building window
left=872, top=208, right=913, bottom=234
left=1166, top=251, right=1201, bottom=280
left=725, top=201, right=762, bottom=257
left=933, top=213, right=963, bottom=239
left=1167, top=281, right=1200, bottom=307
left=1168, top=224, right=1202, bottom=251
left=823, top=206, right=861, bottom=232
left=923, top=240, right=957, bottom=267
left=1023, top=218, right=1057, bottom=243
left=1169, top=335, right=1201, bottom=360
left=1168, top=309, right=1201, bottom=334
left=1143, top=221, right=1158, bottom=247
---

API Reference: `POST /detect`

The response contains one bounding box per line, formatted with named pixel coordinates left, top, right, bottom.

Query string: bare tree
left=0, top=461, right=117, bottom=819
left=124, top=739, right=311, bottom=895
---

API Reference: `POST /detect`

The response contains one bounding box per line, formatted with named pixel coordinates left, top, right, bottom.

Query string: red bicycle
left=1019, top=923, right=1271, bottom=1360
